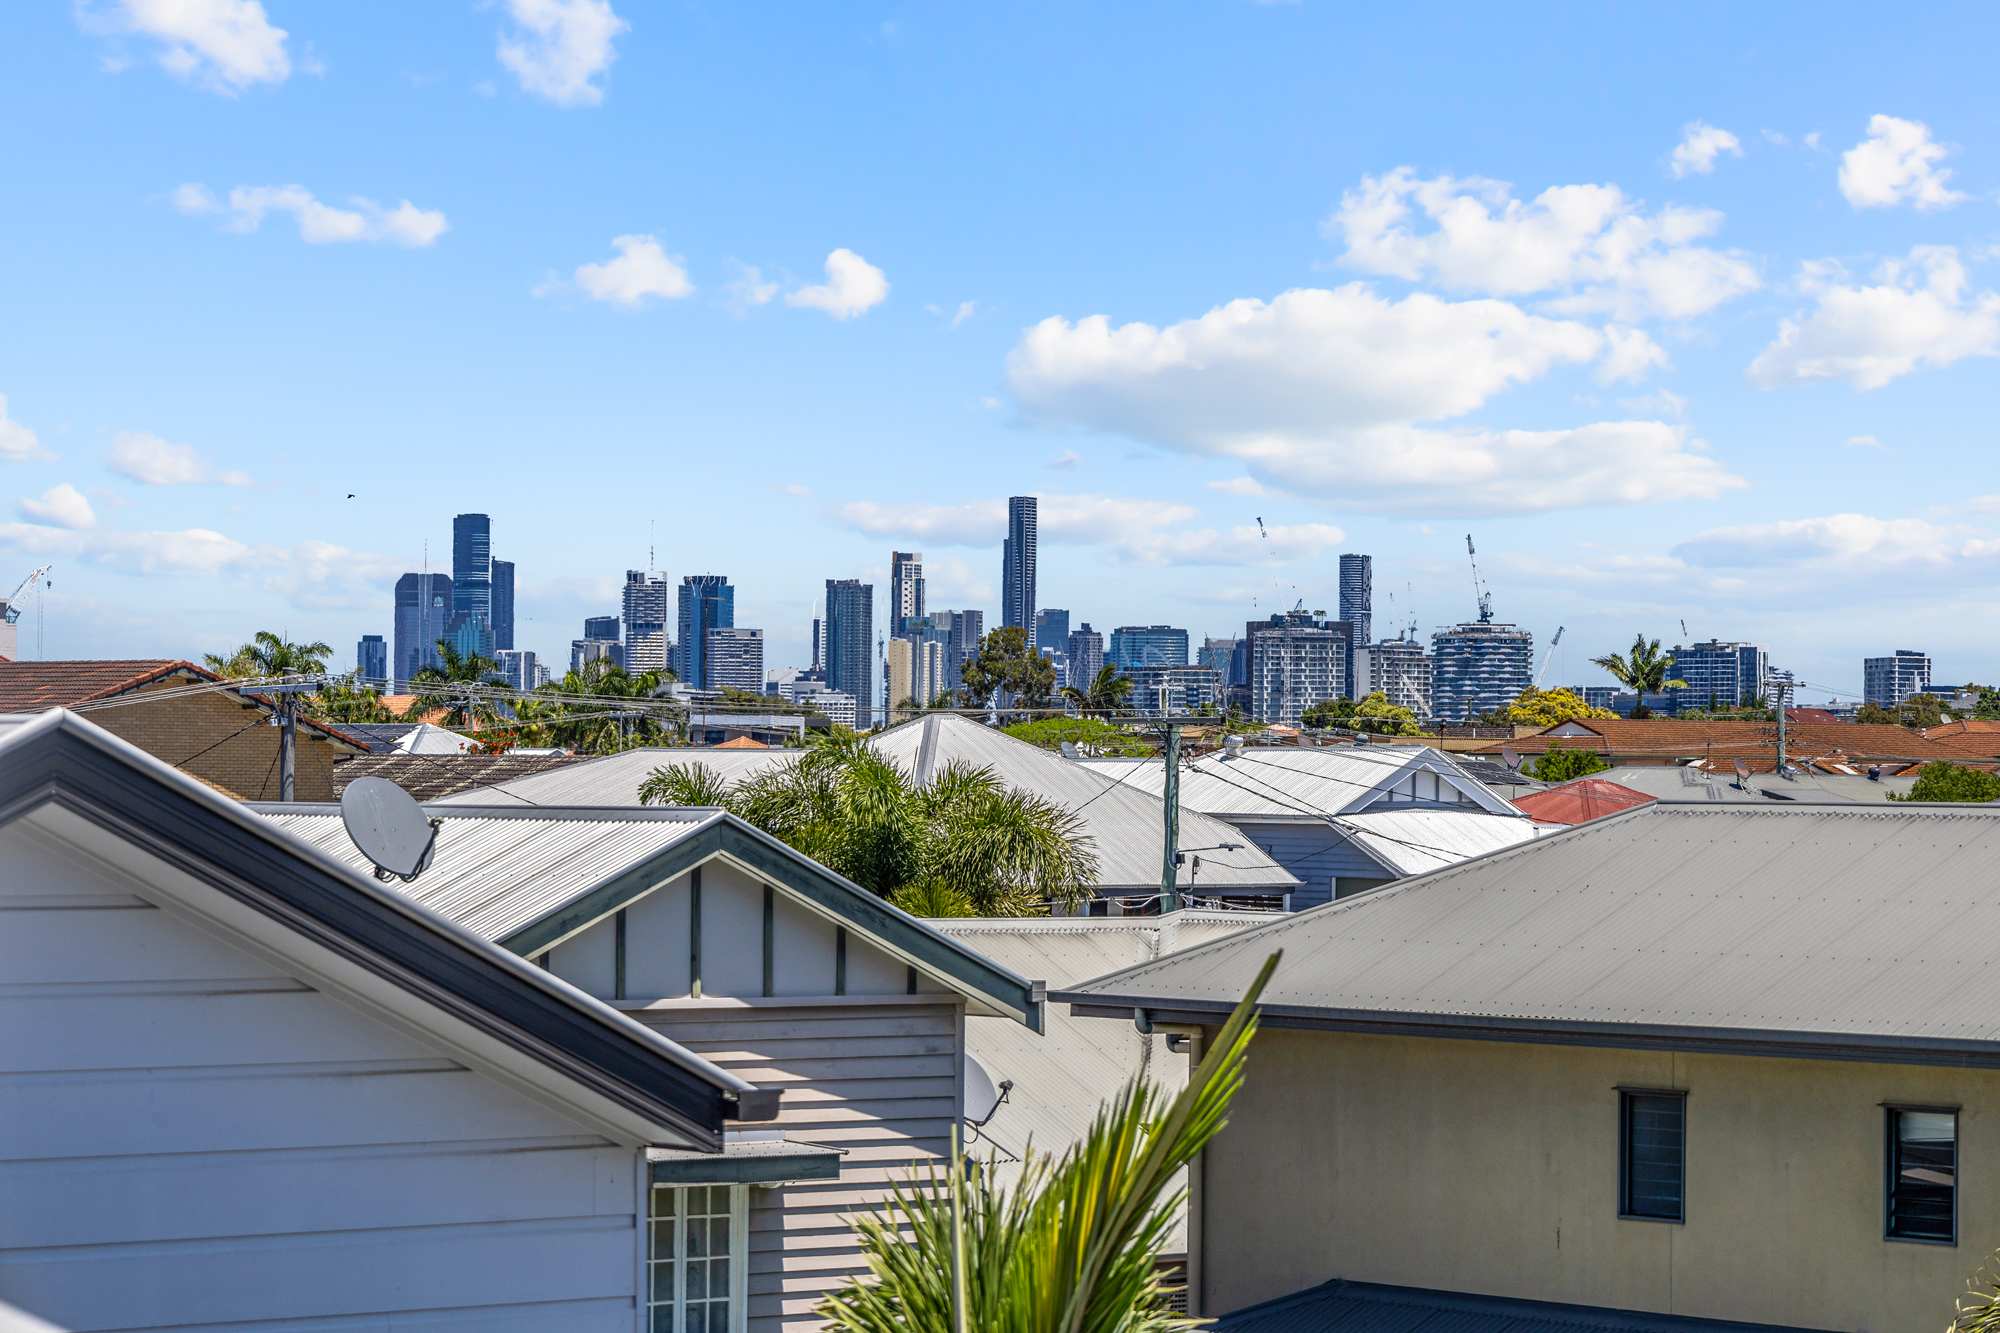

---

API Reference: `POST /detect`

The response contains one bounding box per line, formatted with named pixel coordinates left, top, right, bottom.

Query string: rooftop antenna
left=341, top=777, right=439, bottom=882
left=1466, top=535, right=1493, bottom=624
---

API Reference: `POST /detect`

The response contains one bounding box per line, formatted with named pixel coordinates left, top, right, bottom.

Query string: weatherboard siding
left=0, top=818, right=646, bottom=1333
left=1226, top=820, right=1385, bottom=908
left=625, top=998, right=965, bottom=1333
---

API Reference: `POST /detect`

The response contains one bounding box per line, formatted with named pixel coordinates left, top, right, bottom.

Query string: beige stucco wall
left=1199, top=1026, right=1992, bottom=1331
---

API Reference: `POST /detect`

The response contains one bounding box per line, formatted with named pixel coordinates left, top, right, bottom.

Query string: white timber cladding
left=0, top=813, right=652, bottom=1333
left=541, top=859, right=967, bottom=1333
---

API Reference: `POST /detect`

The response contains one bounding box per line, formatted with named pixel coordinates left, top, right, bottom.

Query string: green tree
left=1501, top=686, right=1617, bottom=727
left=203, top=630, right=334, bottom=678
left=1589, top=634, right=1689, bottom=719
left=1303, top=690, right=1421, bottom=735
left=514, top=659, right=674, bottom=753
left=1890, top=761, right=2000, bottom=803
left=1524, top=740, right=1611, bottom=782
left=403, top=640, right=512, bottom=729
left=959, top=627, right=1058, bottom=715
left=1856, top=701, right=1895, bottom=725
left=307, top=674, right=396, bottom=724
left=637, top=740, right=1097, bottom=914
left=1060, top=664, right=1135, bottom=717
left=1003, top=716, right=1154, bottom=757
left=818, top=952, right=1279, bottom=1333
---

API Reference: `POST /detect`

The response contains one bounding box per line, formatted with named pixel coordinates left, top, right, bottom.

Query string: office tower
left=356, top=635, right=387, bottom=684
left=624, top=570, right=671, bottom=661
left=1864, top=651, right=1932, bottom=708
left=1430, top=621, right=1534, bottom=722
left=491, top=560, right=515, bottom=651
left=624, top=623, right=668, bottom=673
left=493, top=649, right=539, bottom=692
left=1001, top=496, right=1037, bottom=629
left=1248, top=625, right=1345, bottom=726
left=933, top=608, right=984, bottom=690
left=392, top=572, right=453, bottom=686
left=1123, top=665, right=1225, bottom=716
left=889, top=552, right=925, bottom=634
left=1370, top=637, right=1432, bottom=717
left=1106, top=625, right=1190, bottom=669
left=448, top=514, right=492, bottom=654
left=1339, top=554, right=1371, bottom=692
left=824, top=579, right=873, bottom=726
left=1670, top=640, right=1770, bottom=709
left=571, top=639, right=621, bottom=674
left=811, top=617, right=822, bottom=670
left=1066, top=623, right=1105, bottom=690
left=583, top=616, right=621, bottom=642
left=675, top=575, right=735, bottom=688
left=1034, top=608, right=1070, bottom=658
left=705, top=628, right=764, bottom=694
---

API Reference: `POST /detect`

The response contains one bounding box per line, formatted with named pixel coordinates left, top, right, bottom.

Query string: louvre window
left=1619, top=1090, right=1686, bottom=1222
left=649, top=1184, right=746, bottom=1332
left=1887, top=1109, right=1956, bottom=1243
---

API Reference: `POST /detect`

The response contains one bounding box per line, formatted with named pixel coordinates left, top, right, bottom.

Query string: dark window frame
left=1618, top=1087, right=1687, bottom=1224
left=1884, top=1104, right=1959, bottom=1246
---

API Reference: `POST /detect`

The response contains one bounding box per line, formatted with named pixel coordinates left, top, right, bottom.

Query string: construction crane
left=1534, top=626, right=1565, bottom=689
left=1466, top=535, right=1493, bottom=624
left=1, top=564, right=53, bottom=624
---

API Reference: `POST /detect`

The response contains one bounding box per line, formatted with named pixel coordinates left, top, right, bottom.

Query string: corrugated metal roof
left=258, top=805, right=719, bottom=942
left=1057, top=803, right=2000, bottom=1055
left=1213, top=1279, right=1824, bottom=1333
left=1337, top=808, right=1546, bottom=877
left=431, top=747, right=791, bottom=805
left=1592, top=764, right=1925, bottom=805
left=1078, top=744, right=1521, bottom=819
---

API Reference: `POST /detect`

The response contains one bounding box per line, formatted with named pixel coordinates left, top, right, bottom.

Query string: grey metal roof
left=1212, top=1279, right=1824, bottom=1333
left=1337, top=808, right=1546, bottom=877
left=1055, top=802, right=2000, bottom=1063
left=1078, top=744, right=1522, bottom=820
left=430, top=746, right=791, bottom=805
left=1597, top=763, right=1921, bottom=805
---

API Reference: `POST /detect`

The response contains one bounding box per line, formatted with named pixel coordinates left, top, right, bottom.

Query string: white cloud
left=1747, top=246, right=2000, bottom=390
left=787, top=249, right=889, bottom=320
left=1047, top=450, right=1082, bottom=472
left=1839, top=115, right=1966, bottom=211
left=17, top=484, right=97, bottom=530
left=94, top=0, right=291, bottom=93
left=0, top=395, right=53, bottom=462
left=0, top=521, right=402, bottom=608
left=1846, top=434, right=1886, bottom=449
left=497, top=0, right=627, bottom=107
left=1326, top=168, right=1760, bottom=321
left=566, top=235, right=694, bottom=305
left=1005, top=284, right=1741, bottom=515
left=1670, top=121, right=1743, bottom=178
left=1676, top=513, right=1993, bottom=572
left=177, top=183, right=448, bottom=246
left=1619, top=388, right=1688, bottom=419
left=949, top=300, right=977, bottom=329
left=723, top=261, right=779, bottom=311
left=780, top=484, right=810, bottom=496
left=107, top=431, right=252, bottom=486
left=1206, top=476, right=1266, bottom=496
left=1596, top=325, right=1671, bottom=382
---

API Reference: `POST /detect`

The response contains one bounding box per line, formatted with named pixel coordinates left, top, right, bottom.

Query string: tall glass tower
left=676, top=575, right=735, bottom=688
left=1000, top=496, right=1037, bottom=630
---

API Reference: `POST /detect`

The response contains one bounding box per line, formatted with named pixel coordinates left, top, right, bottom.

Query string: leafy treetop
left=958, top=626, right=1058, bottom=712
left=1890, top=761, right=2000, bottom=803
left=1302, top=690, right=1421, bottom=735
left=1500, top=686, right=1617, bottom=727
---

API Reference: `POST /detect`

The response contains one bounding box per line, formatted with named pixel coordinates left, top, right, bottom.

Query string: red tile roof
left=1470, top=717, right=2000, bottom=764
left=0, top=659, right=367, bottom=752
left=1513, top=778, right=1656, bottom=825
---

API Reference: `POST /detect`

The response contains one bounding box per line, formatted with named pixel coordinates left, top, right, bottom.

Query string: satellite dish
left=1060, top=741, right=1082, bottom=761
left=1733, top=758, right=1750, bottom=779
left=1501, top=746, right=1520, bottom=772
left=963, top=1053, right=1012, bottom=1128
left=341, top=777, right=439, bottom=882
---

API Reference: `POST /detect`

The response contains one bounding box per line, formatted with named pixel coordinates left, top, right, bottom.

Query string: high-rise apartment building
left=624, top=569, right=671, bottom=644
left=450, top=514, right=493, bottom=655
left=1430, top=621, right=1533, bottom=722
left=1107, top=625, right=1190, bottom=669
left=392, top=572, right=453, bottom=686
left=889, top=552, right=924, bottom=634
left=1249, top=626, right=1345, bottom=726
left=1371, top=636, right=1433, bottom=718
left=1001, top=496, right=1037, bottom=630
left=824, top=579, right=873, bottom=727
left=1067, top=623, right=1105, bottom=690
left=1198, top=636, right=1239, bottom=677
left=491, top=560, right=515, bottom=651
left=705, top=627, right=764, bottom=694
left=1339, top=554, right=1372, bottom=691
left=675, top=575, right=734, bottom=688
left=584, top=616, right=621, bottom=642
left=1034, top=608, right=1070, bottom=658
left=356, top=634, right=387, bottom=685
left=1670, top=640, right=1769, bottom=710
left=571, top=639, right=620, bottom=674
left=624, top=624, right=668, bottom=674
left=493, top=649, right=539, bottom=692
left=933, top=609, right=983, bottom=691
left=1864, top=651, right=1931, bottom=708
left=1124, top=665, right=1225, bottom=716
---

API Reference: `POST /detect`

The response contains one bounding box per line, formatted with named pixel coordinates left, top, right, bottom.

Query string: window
left=1887, top=1108, right=1957, bottom=1244
left=648, top=1184, right=747, bottom=1332
left=1619, top=1090, right=1686, bottom=1222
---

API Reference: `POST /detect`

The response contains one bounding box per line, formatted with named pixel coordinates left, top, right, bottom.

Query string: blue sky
left=4, top=2, right=1998, bottom=700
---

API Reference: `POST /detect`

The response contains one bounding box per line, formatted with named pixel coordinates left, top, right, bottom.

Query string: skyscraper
left=824, top=579, right=873, bottom=725
left=1248, top=624, right=1346, bottom=725
left=450, top=514, right=492, bottom=653
left=889, top=552, right=924, bottom=634
left=1067, top=623, right=1104, bottom=690
left=493, top=649, right=539, bottom=692
left=933, top=608, right=983, bottom=691
left=357, top=634, right=387, bottom=684
left=1001, top=496, right=1037, bottom=630
left=1339, top=553, right=1371, bottom=690
left=624, top=570, right=672, bottom=673
left=1372, top=636, right=1433, bottom=717
left=1034, top=608, right=1070, bottom=658
left=1107, top=625, right=1189, bottom=669
left=705, top=627, right=765, bottom=694
left=675, top=575, right=734, bottom=688
left=491, top=560, right=515, bottom=651
left=1430, top=621, right=1533, bottom=722
left=392, top=572, right=452, bottom=686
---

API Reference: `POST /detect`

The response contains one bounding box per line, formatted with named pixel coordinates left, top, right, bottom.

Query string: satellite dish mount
left=341, top=777, right=441, bottom=883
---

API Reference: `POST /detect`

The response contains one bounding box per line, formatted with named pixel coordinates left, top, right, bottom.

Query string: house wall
left=1225, top=820, right=1387, bottom=909
left=1195, top=1026, right=1991, bottom=1332
left=80, top=677, right=350, bottom=801
left=0, top=816, right=646, bottom=1333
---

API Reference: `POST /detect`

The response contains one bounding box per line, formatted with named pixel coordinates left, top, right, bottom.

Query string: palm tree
left=203, top=631, right=333, bottom=679
left=513, top=659, right=675, bottom=753
left=818, top=951, right=1281, bottom=1333
left=1589, top=633, right=1689, bottom=719
left=1061, top=664, right=1134, bottom=717
left=307, top=674, right=396, bottom=724
left=403, top=640, right=511, bottom=729
left=638, top=741, right=1097, bottom=914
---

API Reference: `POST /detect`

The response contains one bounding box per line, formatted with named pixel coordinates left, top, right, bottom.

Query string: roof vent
left=1222, top=734, right=1244, bottom=760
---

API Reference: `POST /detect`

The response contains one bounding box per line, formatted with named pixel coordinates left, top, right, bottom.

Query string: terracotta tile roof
left=714, top=735, right=770, bottom=749
left=331, top=752, right=591, bottom=802
left=1512, top=778, right=1655, bottom=825
left=0, top=658, right=368, bottom=753
left=1470, top=717, right=2000, bottom=763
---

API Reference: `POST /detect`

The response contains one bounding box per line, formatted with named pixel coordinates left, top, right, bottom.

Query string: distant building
left=570, top=639, right=621, bottom=674
left=493, top=648, right=539, bottom=692
left=1372, top=637, right=1432, bottom=717
left=491, top=560, right=515, bottom=651
left=357, top=634, right=387, bottom=685
left=1067, top=623, right=1105, bottom=690
left=1001, top=496, right=1037, bottom=630
left=933, top=608, right=983, bottom=691
left=624, top=570, right=671, bottom=660
left=1108, top=625, right=1189, bottom=669
left=1431, top=620, right=1533, bottom=722
left=675, top=575, right=734, bottom=688
left=1339, top=554, right=1372, bottom=685
left=1197, top=636, right=1239, bottom=676
left=1865, top=650, right=1932, bottom=708
left=779, top=670, right=828, bottom=707
left=583, top=616, right=620, bottom=643
left=1249, top=625, right=1345, bottom=726
left=1035, top=608, right=1070, bottom=659
left=393, top=572, right=453, bottom=686
left=1576, top=685, right=1620, bottom=712
left=705, top=627, right=764, bottom=694
left=824, top=578, right=873, bottom=726
left=1124, top=664, right=1224, bottom=715
left=624, top=623, right=668, bottom=674
left=1671, top=640, right=1769, bottom=709
left=889, top=552, right=924, bottom=634
left=809, top=690, right=858, bottom=729
left=886, top=638, right=938, bottom=720
left=449, top=514, right=493, bottom=656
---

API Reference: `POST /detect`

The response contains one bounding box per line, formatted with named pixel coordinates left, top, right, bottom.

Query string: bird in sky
left=346, top=493, right=355, bottom=499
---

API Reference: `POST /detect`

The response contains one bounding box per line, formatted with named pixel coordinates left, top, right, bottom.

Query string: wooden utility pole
left=1160, top=719, right=1183, bottom=912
